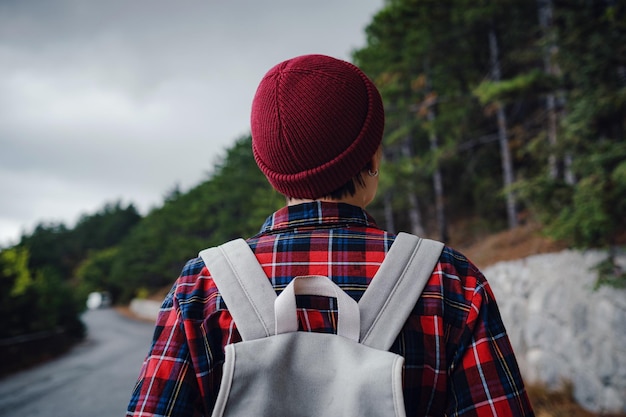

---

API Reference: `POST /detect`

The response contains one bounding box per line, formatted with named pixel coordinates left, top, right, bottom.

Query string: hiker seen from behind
left=126, top=54, right=535, bottom=417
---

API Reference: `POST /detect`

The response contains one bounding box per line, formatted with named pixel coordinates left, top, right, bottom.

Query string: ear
left=369, top=145, right=383, bottom=173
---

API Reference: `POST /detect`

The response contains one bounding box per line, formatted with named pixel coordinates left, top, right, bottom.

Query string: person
left=126, top=54, right=535, bottom=416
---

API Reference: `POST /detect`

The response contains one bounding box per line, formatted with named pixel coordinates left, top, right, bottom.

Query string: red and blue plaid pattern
left=127, top=202, right=534, bottom=416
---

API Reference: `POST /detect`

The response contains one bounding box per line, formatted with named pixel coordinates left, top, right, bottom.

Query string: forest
left=1, top=0, right=624, bottom=355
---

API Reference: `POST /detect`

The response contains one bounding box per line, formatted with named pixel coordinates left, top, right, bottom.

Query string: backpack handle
left=275, top=275, right=360, bottom=342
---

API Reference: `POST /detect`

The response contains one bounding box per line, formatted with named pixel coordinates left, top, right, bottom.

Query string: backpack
left=199, top=232, right=444, bottom=417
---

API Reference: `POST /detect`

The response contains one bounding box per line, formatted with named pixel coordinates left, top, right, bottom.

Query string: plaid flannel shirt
left=127, top=202, right=534, bottom=416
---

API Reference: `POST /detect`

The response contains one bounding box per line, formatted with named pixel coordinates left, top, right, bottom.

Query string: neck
left=287, top=194, right=368, bottom=209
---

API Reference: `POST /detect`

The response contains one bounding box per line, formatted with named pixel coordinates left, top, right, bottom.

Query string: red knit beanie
left=251, top=54, right=384, bottom=199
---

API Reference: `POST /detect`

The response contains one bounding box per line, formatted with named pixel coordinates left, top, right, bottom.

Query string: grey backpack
left=199, top=232, right=444, bottom=417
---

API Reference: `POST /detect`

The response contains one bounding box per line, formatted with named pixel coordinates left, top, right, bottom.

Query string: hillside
left=455, top=221, right=569, bottom=270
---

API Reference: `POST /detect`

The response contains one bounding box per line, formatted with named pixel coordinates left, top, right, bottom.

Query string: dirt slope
left=455, top=222, right=569, bottom=270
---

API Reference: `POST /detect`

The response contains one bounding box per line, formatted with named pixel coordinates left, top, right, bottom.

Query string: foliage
left=17, top=202, right=141, bottom=279
left=0, top=247, right=84, bottom=339
left=1, top=202, right=140, bottom=340
left=473, top=70, right=559, bottom=104
left=593, top=256, right=626, bottom=289
left=515, top=0, right=626, bottom=253
left=74, top=247, right=120, bottom=302
left=71, top=202, right=142, bottom=252
left=107, top=135, right=283, bottom=303
left=352, top=0, right=626, bottom=287
left=1, top=245, right=32, bottom=297
left=353, top=0, right=545, bottom=234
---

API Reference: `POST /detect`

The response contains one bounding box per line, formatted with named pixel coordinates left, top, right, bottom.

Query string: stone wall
left=484, top=249, right=626, bottom=413
left=129, top=298, right=162, bottom=322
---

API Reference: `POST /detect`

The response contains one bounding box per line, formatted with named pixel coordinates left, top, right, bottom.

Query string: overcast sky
left=0, top=0, right=383, bottom=246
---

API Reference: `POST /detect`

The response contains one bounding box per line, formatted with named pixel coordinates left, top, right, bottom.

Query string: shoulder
left=170, top=256, right=221, bottom=320
left=425, top=245, right=494, bottom=312
left=174, top=237, right=260, bottom=305
left=176, top=256, right=210, bottom=292
left=180, top=256, right=207, bottom=279
left=438, top=245, right=486, bottom=286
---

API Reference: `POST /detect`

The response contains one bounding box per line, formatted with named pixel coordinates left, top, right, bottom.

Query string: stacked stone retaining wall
left=484, top=249, right=626, bottom=413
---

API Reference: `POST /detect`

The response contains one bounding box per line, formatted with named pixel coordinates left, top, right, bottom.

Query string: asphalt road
left=0, top=308, right=155, bottom=417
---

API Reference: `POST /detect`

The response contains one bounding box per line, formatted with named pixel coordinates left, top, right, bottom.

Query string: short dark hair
left=285, top=164, right=371, bottom=201
left=325, top=171, right=367, bottom=199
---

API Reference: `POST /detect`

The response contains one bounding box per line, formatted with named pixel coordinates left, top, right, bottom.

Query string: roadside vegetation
left=1, top=2, right=624, bottom=413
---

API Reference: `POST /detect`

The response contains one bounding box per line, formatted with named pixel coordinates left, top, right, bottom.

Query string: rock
left=484, top=249, right=626, bottom=414
left=129, top=299, right=161, bottom=321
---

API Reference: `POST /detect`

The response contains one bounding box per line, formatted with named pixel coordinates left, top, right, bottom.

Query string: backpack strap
left=200, top=233, right=444, bottom=348
left=199, top=239, right=276, bottom=341
left=359, top=232, right=444, bottom=350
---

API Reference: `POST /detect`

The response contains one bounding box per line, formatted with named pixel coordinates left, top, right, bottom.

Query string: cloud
left=0, top=0, right=382, bottom=246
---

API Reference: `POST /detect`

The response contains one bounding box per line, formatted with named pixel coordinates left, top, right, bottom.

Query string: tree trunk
left=381, top=148, right=396, bottom=233
left=538, top=0, right=560, bottom=179
left=428, top=110, right=448, bottom=242
left=400, top=138, right=426, bottom=236
left=538, top=0, right=576, bottom=184
left=383, top=191, right=396, bottom=234
left=489, top=28, right=518, bottom=229
left=407, top=192, right=425, bottom=236
left=423, top=60, right=449, bottom=242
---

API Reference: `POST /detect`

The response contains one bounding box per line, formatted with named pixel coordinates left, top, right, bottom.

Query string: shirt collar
left=259, top=201, right=379, bottom=234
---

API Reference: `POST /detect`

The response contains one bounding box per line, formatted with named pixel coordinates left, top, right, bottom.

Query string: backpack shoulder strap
left=359, top=232, right=444, bottom=350
left=199, top=239, right=276, bottom=341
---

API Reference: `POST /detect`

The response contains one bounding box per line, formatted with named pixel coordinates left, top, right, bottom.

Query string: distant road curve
left=0, top=308, right=154, bottom=417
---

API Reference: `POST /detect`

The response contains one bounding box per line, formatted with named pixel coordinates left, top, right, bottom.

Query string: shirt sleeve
left=126, top=283, right=206, bottom=417
left=447, top=278, right=535, bottom=416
